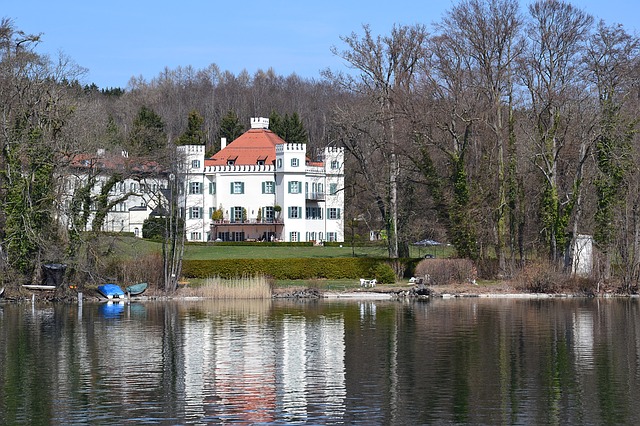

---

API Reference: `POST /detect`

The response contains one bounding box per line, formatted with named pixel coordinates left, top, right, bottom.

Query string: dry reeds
left=196, top=275, right=273, bottom=299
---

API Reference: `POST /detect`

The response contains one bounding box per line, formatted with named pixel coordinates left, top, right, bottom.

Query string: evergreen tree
left=269, top=111, right=308, bottom=144
left=176, top=109, right=205, bottom=146
left=128, top=106, right=165, bottom=155
left=269, top=110, right=283, bottom=136
left=218, top=110, right=244, bottom=143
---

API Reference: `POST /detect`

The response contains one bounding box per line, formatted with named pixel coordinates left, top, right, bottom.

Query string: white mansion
left=60, top=117, right=344, bottom=243
left=179, top=117, right=345, bottom=243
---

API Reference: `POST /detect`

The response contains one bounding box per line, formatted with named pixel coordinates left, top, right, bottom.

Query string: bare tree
left=326, top=24, right=428, bottom=258
left=519, top=0, right=593, bottom=264
left=584, top=20, right=640, bottom=282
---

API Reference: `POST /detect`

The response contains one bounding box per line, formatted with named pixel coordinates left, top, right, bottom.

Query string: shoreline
left=2, top=282, right=637, bottom=303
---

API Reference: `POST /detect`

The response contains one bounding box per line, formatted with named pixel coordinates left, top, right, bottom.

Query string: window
left=288, top=181, right=301, bottom=194
left=329, top=183, right=338, bottom=195
left=189, top=182, right=202, bottom=194
left=306, top=207, right=322, bottom=219
left=277, top=158, right=283, bottom=168
left=288, top=206, right=302, bottom=219
left=331, top=160, right=340, bottom=170
left=262, top=181, right=275, bottom=194
left=189, top=207, right=203, bottom=219
left=190, top=232, right=202, bottom=241
left=209, top=182, right=216, bottom=194
left=231, top=206, right=244, bottom=223
left=191, top=159, right=201, bottom=168
left=290, top=232, right=299, bottom=242
left=230, top=181, right=244, bottom=194
left=291, top=158, right=299, bottom=167
left=209, top=207, right=215, bottom=219
left=130, top=182, right=137, bottom=192
left=326, top=232, right=337, bottom=242
left=328, top=208, right=341, bottom=220
left=263, top=206, right=274, bottom=222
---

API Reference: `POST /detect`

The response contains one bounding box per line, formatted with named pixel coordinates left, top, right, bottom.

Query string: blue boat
left=97, top=283, right=126, bottom=299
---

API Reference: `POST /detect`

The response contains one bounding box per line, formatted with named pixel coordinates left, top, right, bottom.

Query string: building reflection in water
left=181, top=300, right=346, bottom=423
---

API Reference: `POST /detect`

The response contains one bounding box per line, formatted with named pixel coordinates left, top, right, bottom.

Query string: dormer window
left=227, top=159, right=235, bottom=165
left=257, top=160, right=265, bottom=165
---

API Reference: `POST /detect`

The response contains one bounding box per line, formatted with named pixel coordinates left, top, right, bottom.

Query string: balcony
left=211, top=218, right=283, bottom=225
left=305, top=192, right=325, bottom=201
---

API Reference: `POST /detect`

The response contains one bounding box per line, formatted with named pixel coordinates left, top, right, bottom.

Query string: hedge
left=182, top=257, right=407, bottom=282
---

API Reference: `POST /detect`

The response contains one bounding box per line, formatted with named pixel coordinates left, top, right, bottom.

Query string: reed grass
left=194, top=275, right=272, bottom=299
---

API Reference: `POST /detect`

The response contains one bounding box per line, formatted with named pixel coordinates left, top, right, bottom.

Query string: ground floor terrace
left=210, top=220, right=285, bottom=242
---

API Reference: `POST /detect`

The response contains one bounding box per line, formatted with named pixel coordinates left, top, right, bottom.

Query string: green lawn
left=106, top=235, right=445, bottom=260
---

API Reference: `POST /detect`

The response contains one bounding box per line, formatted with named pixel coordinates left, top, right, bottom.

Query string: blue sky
left=4, top=0, right=638, bottom=89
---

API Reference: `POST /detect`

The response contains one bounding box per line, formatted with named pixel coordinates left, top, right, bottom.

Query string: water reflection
left=1, top=298, right=640, bottom=424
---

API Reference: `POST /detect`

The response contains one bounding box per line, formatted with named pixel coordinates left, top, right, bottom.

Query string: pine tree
left=269, top=111, right=308, bottom=144
left=128, top=106, right=165, bottom=155
left=218, top=110, right=244, bottom=142
left=176, top=109, right=205, bottom=146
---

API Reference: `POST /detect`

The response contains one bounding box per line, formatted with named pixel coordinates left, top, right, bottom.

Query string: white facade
left=178, top=118, right=345, bottom=243
left=59, top=152, right=167, bottom=238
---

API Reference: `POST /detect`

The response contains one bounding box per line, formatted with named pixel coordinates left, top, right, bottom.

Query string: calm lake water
left=1, top=297, right=640, bottom=425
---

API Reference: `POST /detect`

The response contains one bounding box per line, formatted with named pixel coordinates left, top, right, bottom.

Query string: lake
left=1, top=296, right=639, bottom=424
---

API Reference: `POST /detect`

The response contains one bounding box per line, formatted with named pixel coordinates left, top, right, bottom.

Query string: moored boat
left=97, top=283, right=126, bottom=299
left=125, top=282, right=148, bottom=296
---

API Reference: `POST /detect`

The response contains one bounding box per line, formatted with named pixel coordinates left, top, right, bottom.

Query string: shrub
left=182, top=257, right=388, bottom=280
left=414, top=258, right=475, bottom=285
left=372, top=262, right=396, bottom=284
left=512, top=261, right=598, bottom=294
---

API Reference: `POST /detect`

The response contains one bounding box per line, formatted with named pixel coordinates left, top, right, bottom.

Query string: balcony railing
left=305, top=192, right=325, bottom=201
left=211, top=218, right=283, bottom=225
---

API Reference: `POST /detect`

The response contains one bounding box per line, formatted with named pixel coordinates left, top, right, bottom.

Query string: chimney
left=221, top=137, right=227, bottom=150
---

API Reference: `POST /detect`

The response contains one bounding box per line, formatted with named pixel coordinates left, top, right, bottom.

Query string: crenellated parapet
left=276, top=143, right=306, bottom=153
left=206, top=164, right=275, bottom=173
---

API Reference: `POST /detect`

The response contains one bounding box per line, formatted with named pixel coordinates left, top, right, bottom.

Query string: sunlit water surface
left=1, top=297, right=640, bottom=424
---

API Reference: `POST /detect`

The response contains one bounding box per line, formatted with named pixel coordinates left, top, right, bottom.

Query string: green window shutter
left=298, top=207, right=302, bottom=217
left=288, top=182, right=292, bottom=193
left=230, top=182, right=234, bottom=194
left=337, top=208, right=341, bottom=219
left=200, top=207, right=203, bottom=218
left=240, top=182, right=245, bottom=194
left=262, top=182, right=266, bottom=194
left=188, top=208, right=193, bottom=219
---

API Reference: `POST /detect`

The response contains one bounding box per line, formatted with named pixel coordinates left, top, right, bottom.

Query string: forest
left=1, top=0, right=639, bottom=290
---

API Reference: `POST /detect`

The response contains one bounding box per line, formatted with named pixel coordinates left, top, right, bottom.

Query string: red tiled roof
left=206, top=128, right=285, bottom=166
